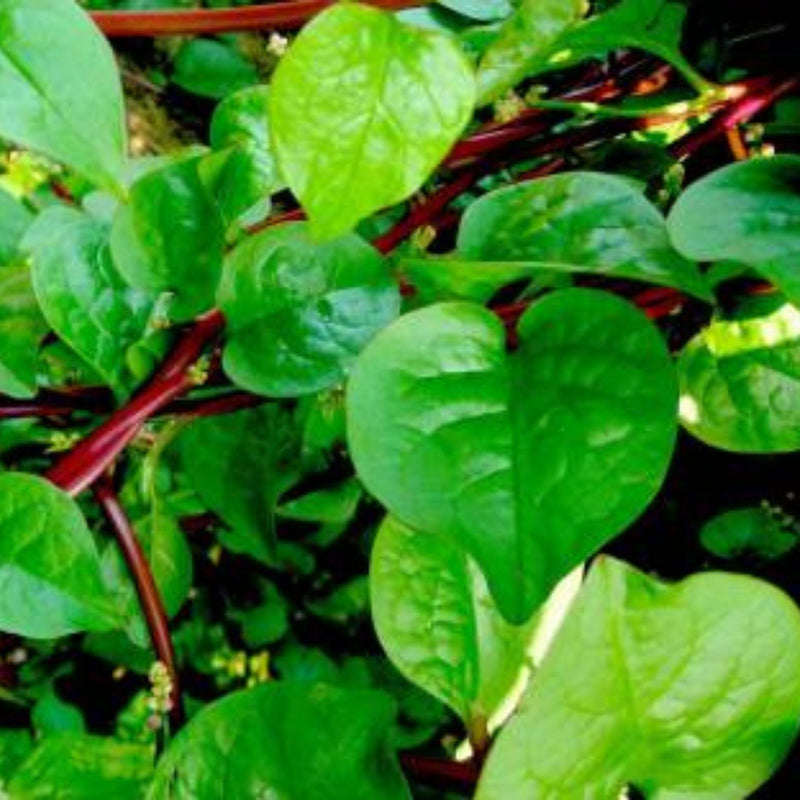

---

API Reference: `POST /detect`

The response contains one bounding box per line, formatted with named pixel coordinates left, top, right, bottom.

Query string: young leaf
left=678, top=300, right=800, bottom=453
left=477, top=0, right=585, bottom=104
left=207, top=85, right=283, bottom=229
left=7, top=735, right=152, bottom=799
left=476, top=557, right=800, bottom=799
left=370, top=515, right=582, bottom=727
left=270, top=2, right=475, bottom=239
left=0, top=473, right=120, bottom=638
left=0, top=0, right=127, bottom=194
left=148, top=683, right=411, bottom=800
left=668, top=156, right=800, bottom=303
left=110, top=157, right=225, bottom=321
left=348, top=290, right=677, bottom=623
left=0, top=264, right=46, bottom=399
left=24, top=207, right=157, bottom=395
left=700, top=506, right=800, bottom=561
left=180, top=405, right=300, bottom=563
left=456, top=172, right=710, bottom=299
left=219, top=223, right=400, bottom=397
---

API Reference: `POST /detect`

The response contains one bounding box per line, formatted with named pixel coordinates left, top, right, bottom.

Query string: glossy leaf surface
left=348, top=290, right=677, bottom=622
left=148, top=683, right=410, bottom=799
left=477, top=557, right=800, bottom=799
left=219, top=223, right=400, bottom=397
left=270, top=3, right=475, bottom=239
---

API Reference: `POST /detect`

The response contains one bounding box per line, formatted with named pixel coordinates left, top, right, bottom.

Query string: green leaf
left=371, top=515, right=582, bottom=726
left=476, top=557, right=800, bottom=799
left=668, top=156, right=800, bottom=303
left=172, top=38, right=258, bottom=100
left=110, top=157, right=225, bottom=321
left=678, top=300, right=800, bottom=453
left=0, top=472, right=119, bottom=638
left=0, top=186, right=32, bottom=264
left=477, top=0, right=585, bottom=104
left=700, top=506, right=800, bottom=561
left=437, top=0, right=513, bottom=22
left=219, top=223, right=400, bottom=397
left=456, top=172, right=709, bottom=299
left=0, top=264, right=46, bottom=399
left=24, top=207, right=157, bottom=394
left=230, top=581, right=290, bottom=648
left=7, top=735, right=152, bottom=800
left=348, top=290, right=677, bottom=623
left=148, top=683, right=411, bottom=800
left=270, top=2, right=475, bottom=239
left=207, top=85, right=282, bottom=229
left=0, top=0, right=127, bottom=193
left=278, top=478, right=362, bottom=525
left=31, top=688, right=86, bottom=737
left=180, top=405, right=300, bottom=563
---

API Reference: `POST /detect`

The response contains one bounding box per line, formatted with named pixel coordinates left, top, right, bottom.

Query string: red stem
left=163, top=391, right=268, bottom=418
left=671, top=74, right=800, bottom=159
left=46, top=310, right=225, bottom=497
left=90, top=1, right=430, bottom=37
left=399, top=754, right=480, bottom=792
left=93, top=475, right=184, bottom=728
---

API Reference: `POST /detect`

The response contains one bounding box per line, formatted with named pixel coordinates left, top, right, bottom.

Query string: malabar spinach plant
left=1, top=0, right=800, bottom=797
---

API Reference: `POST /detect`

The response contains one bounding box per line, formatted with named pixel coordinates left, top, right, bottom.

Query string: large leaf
left=668, top=156, right=800, bottom=303
left=207, top=85, right=282, bottom=229
left=180, top=405, right=300, bottom=563
left=24, top=207, right=156, bottom=394
left=477, top=0, right=585, bottom=103
left=0, top=0, right=127, bottom=193
left=0, top=264, right=46, bottom=399
left=0, top=472, right=119, bottom=638
left=370, top=515, right=582, bottom=727
left=148, top=683, right=410, bottom=800
left=110, top=157, right=225, bottom=321
left=678, top=300, right=800, bottom=453
left=456, top=172, right=709, bottom=299
left=348, top=290, right=678, bottom=623
left=219, top=223, right=400, bottom=397
left=270, top=2, right=475, bottom=239
left=6, top=735, right=152, bottom=800
left=476, top=557, right=800, bottom=799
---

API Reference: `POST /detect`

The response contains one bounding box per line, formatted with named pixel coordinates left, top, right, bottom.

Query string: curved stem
left=90, top=1, right=431, bottom=37
left=93, top=475, right=184, bottom=730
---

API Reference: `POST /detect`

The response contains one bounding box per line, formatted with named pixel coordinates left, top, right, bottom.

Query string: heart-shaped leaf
left=24, top=207, right=157, bottom=395
left=456, top=172, right=709, bottom=299
left=0, top=0, right=127, bottom=194
left=270, top=2, right=475, bottom=239
left=477, top=557, right=800, bottom=799
left=219, top=223, right=400, bottom=397
left=348, top=289, right=677, bottom=622
left=678, top=299, right=800, bottom=453
left=668, top=155, right=800, bottom=304
left=0, top=472, right=120, bottom=638
left=370, top=515, right=582, bottom=727
left=148, top=683, right=410, bottom=800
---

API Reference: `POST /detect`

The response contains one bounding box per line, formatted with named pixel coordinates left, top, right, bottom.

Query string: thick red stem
left=90, top=1, right=430, bottom=37
left=93, top=476, right=184, bottom=728
left=46, top=310, right=225, bottom=497
left=399, top=754, right=480, bottom=793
